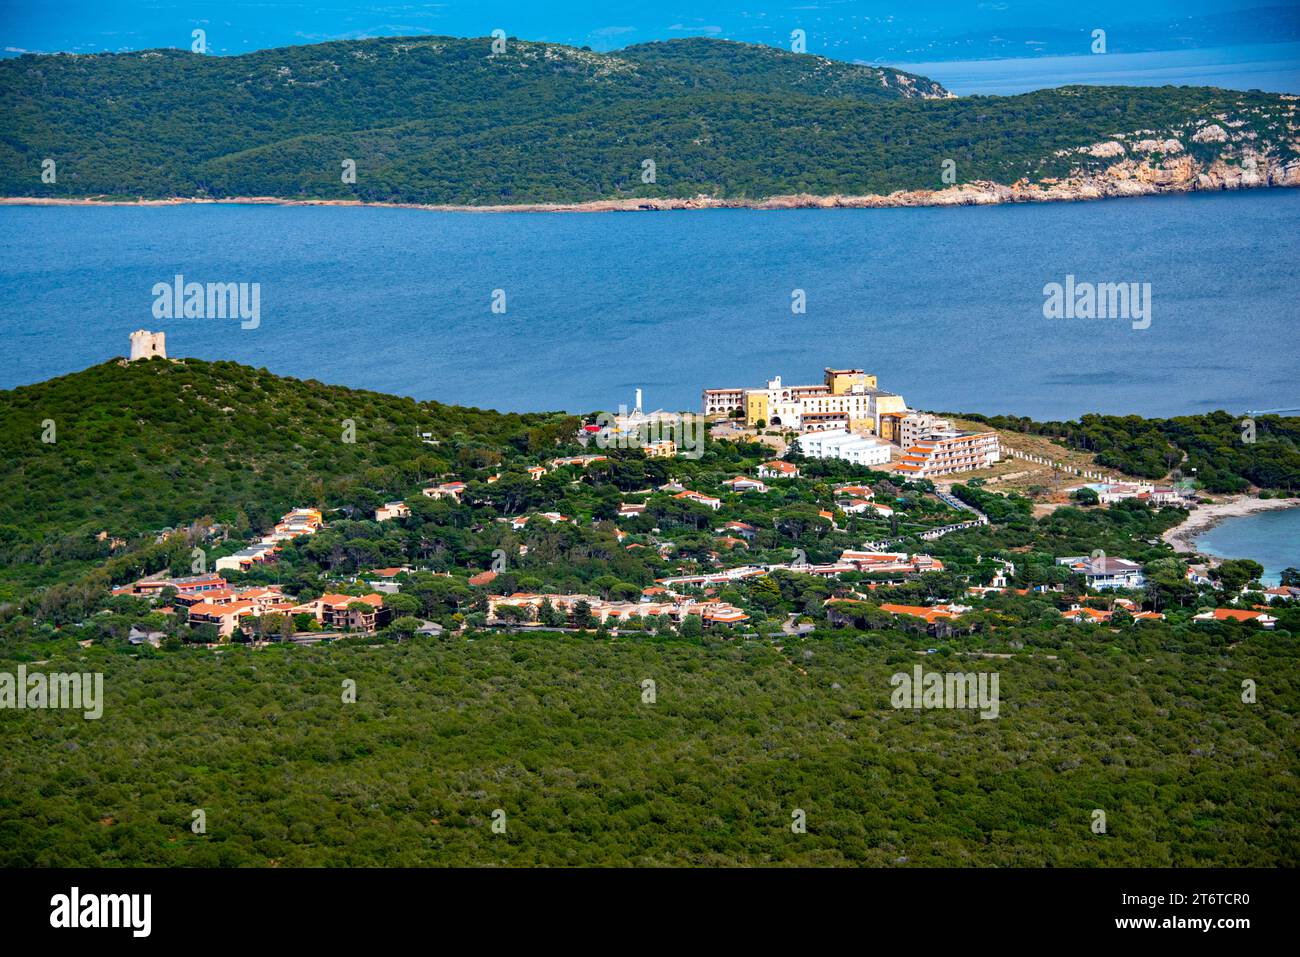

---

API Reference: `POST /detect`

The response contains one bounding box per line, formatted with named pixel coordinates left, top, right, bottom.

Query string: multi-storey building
left=894, top=430, right=1001, bottom=478
left=488, top=592, right=750, bottom=629
left=296, top=593, right=392, bottom=632
left=899, top=413, right=953, bottom=449
left=704, top=367, right=906, bottom=435
left=743, top=373, right=905, bottom=434
left=702, top=388, right=746, bottom=417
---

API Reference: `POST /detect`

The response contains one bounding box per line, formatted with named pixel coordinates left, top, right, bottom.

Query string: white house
left=674, top=491, right=722, bottom=511
left=1193, top=608, right=1277, bottom=629
left=1057, top=555, right=1145, bottom=590
left=375, top=501, right=410, bottom=521
left=722, top=476, right=768, bottom=493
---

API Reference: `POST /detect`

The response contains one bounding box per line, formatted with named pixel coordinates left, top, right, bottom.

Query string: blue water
left=892, top=42, right=1300, bottom=95
left=1196, top=507, right=1300, bottom=585
left=1, top=189, right=1297, bottom=420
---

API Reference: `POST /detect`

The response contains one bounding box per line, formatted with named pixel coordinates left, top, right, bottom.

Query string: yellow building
left=824, top=368, right=877, bottom=395
left=741, top=371, right=905, bottom=434
left=872, top=392, right=908, bottom=431
left=878, top=411, right=905, bottom=443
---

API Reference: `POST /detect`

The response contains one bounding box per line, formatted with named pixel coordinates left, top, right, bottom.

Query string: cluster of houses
left=487, top=589, right=750, bottom=629
left=385, top=456, right=614, bottom=518
left=183, top=587, right=391, bottom=639
left=1070, top=482, right=1185, bottom=505
left=1058, top=598, right=1165, bottom=624
left=213, top=507, right=325, bottom=573
left=650, top=550, right=944, bottom=587
left=111, top=569, right=393, bottom=640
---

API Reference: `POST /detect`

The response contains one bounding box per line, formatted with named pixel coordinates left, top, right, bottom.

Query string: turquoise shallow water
left=1, top=188, right=1297, bottom=420
left=1196, top=507, right=1300, bottom=586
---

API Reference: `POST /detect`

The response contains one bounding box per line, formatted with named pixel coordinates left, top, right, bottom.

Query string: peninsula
left=3, top=36, right=1297, bottom=211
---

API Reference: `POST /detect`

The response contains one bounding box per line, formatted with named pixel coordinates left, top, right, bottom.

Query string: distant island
left=2, top=36, right=1297, bottom=211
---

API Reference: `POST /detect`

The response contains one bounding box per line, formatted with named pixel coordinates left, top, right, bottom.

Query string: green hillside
left=2, top=36, right=1295, bottom=204
left=0, top=357, right=573, bottom=595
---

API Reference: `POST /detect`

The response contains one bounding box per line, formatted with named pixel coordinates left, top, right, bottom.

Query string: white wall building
left=797, top=429, right=892, bottom=467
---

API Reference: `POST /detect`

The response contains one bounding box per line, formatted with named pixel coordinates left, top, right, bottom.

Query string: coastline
left=1162, top=495, right=1300, bottom=555
left=3, top=172, right=1298, bottom=214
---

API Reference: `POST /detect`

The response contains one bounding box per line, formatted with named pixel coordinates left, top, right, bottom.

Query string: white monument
left=129, top=330, right=166, bottom=361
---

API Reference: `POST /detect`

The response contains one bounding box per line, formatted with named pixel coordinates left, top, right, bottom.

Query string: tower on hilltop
left=129, top=330, right=166, bottom=361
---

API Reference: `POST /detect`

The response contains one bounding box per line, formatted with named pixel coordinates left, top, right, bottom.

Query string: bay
left=1196, top=507, right=1300, bottom=586
left=0, top=187, right=1297, bottom=420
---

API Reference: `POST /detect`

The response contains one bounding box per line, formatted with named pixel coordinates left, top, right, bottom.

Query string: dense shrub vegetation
left=2, top=36, right=1294, bottom=204
left=1, top=629, right=1296, bottom=867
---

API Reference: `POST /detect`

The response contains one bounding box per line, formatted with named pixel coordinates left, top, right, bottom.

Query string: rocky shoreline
left=4, top=157, right=1298, bottom=214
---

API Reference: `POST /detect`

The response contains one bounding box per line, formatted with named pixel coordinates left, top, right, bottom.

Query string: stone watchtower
left=129, top=330, right=166, bottom=361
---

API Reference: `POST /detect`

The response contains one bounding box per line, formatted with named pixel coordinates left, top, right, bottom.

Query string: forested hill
left=1, top=35, right=1296, bottom=205
left=0, top=357, right=575, bottom=594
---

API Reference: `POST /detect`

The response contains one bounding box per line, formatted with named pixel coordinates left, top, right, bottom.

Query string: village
left=93, top=359, right=1290, bottom=651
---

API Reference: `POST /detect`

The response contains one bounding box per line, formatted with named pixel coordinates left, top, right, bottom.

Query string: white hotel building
left=796, top=429, right=893, bottom=467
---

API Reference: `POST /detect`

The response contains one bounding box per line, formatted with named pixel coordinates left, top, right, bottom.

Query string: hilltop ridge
left=2, top=35, right=1297, bottom=208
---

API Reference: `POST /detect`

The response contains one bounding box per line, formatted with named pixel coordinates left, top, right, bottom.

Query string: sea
left=1196, top=508, right=1300, bottom=587
left=2, top=187, right=1298, bottom=420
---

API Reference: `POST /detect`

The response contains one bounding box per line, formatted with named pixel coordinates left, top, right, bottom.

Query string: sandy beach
left=1162, top=495, right=1300, bottom=554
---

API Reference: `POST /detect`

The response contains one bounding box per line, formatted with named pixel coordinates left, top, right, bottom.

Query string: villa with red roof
left=1193, top=608, right=1278, bottom=629
left=674, top=490, right=722, bottom=510
left=757, top=460, right=800, bottom=479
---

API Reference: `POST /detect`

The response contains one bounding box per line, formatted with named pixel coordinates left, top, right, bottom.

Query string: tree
left=384, top=593, right=420, bottom=616
left=572, top=600, right=594, bottom=629
left=539, top=598, right=562, bottom=628
left=391, top=616, right=421, bottom=641
left=1217, top=559, right=1264, bottom=594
